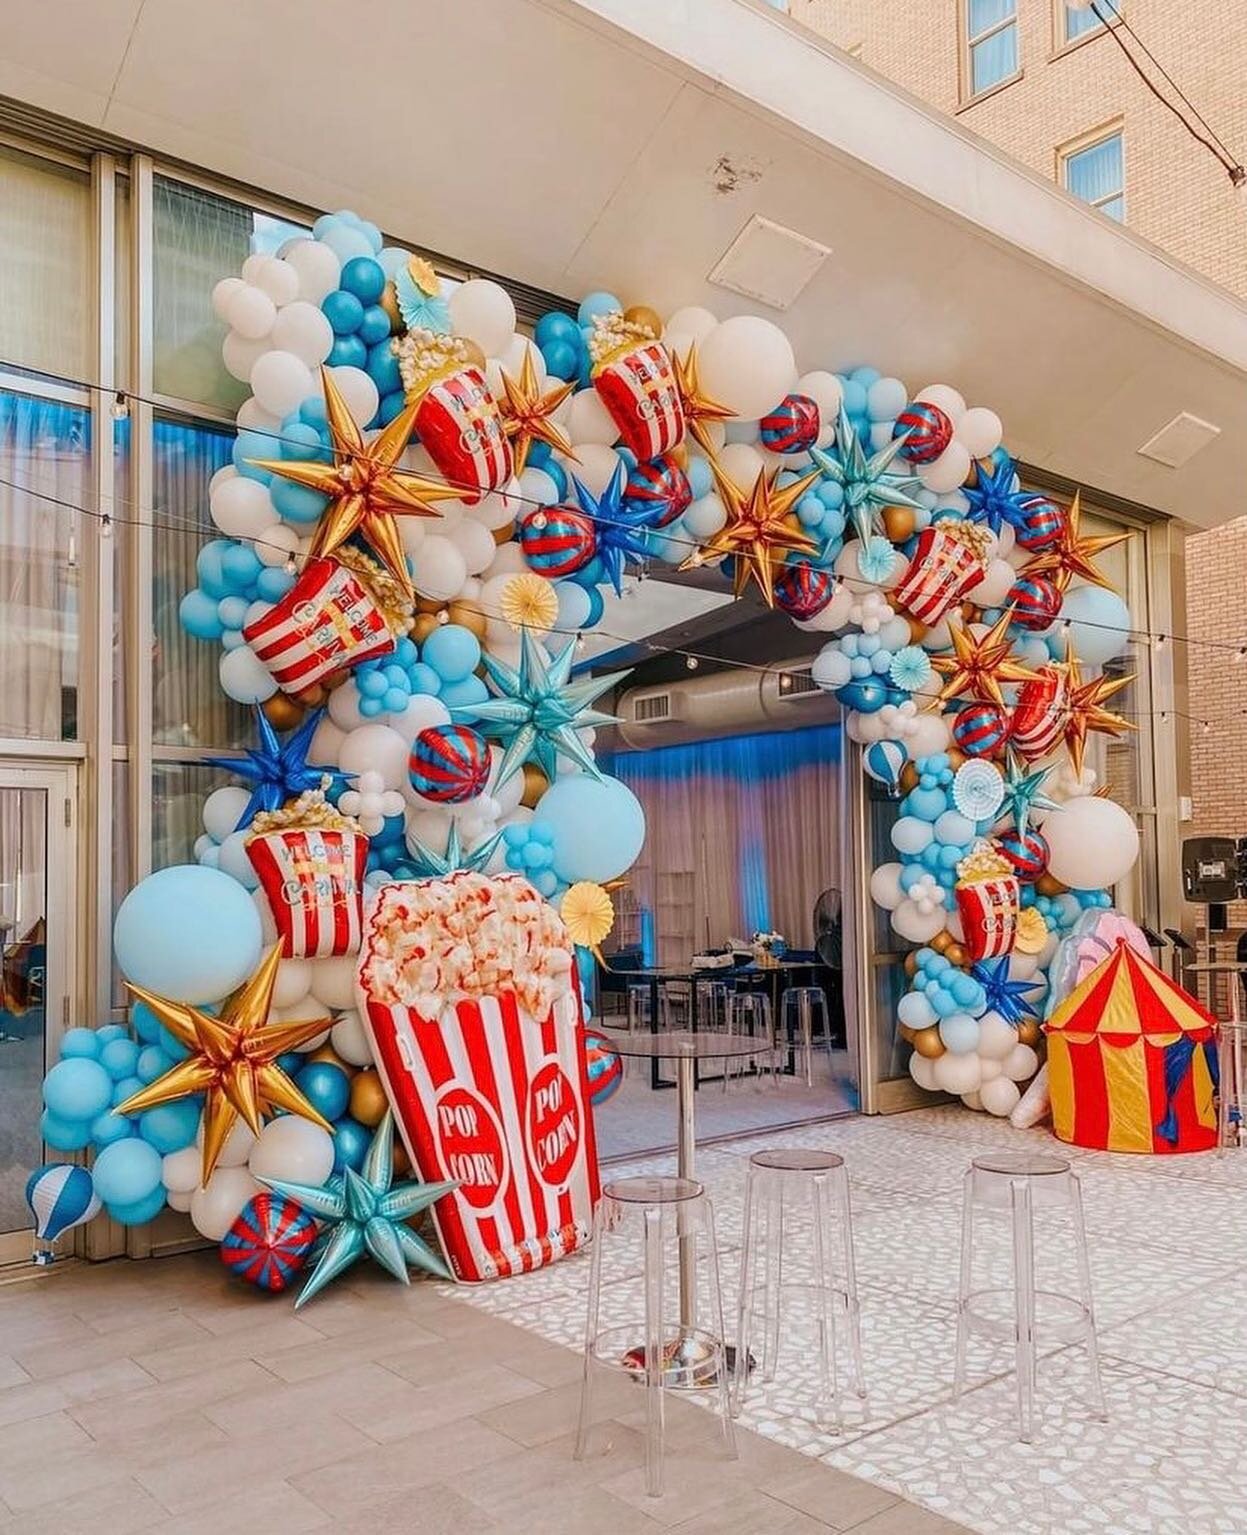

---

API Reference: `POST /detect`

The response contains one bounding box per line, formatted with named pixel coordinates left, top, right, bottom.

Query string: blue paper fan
left=952, top=760, right=1005, bottom=823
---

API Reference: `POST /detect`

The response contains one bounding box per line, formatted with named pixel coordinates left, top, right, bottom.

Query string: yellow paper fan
left=500, top=571, right=559, bottom=633
left=560, top=881, right=615, bottom=955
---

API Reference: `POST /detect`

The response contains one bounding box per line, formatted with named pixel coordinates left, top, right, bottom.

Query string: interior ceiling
left=3, top=0, right=1245, bottom=532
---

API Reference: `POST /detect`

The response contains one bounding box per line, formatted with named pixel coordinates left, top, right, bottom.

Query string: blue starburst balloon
left=963, top=452, right=1033, bottom=536
left=571, top=464, right=653, bottom=596
left=200, top=706, right=351, bottom=830
left=971, top=955, right=1043, bottom=1027
left=257, top=1112, right=458, bottom=1307
left=809, top=405, right=925, bottom=548
left=405, top=821, right=504, bottom=878
left=453, top=628, right=629, bottom=788
left=999, top=750, right=1061, bottom=841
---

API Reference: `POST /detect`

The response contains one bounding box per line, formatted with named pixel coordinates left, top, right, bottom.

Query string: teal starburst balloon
left=257, top=1112, right=457, bottom=1307
left=809, top=406, right=926, bottom=548
left=453, top=628, right=629, bottom=788
left=405, top=820, right=504, bottom=878
left=999, top=750, right=1061, bottom=841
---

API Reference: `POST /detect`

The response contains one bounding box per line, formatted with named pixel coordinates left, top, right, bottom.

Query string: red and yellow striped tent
left=1046, top=940, right=1218, bottom=1154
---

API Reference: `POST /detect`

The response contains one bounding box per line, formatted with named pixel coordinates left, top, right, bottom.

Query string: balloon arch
left=39, top=208, right=1142, bottom=1253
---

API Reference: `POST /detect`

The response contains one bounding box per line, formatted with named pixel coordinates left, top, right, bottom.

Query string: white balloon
left=469, top=478, right=523, bottom=531
left=339, top=723, right=410, bottom=791
left=891, top=899, right=945, bottom=943
left=210, top=474, right=272, bottom=540
left=957, top=407, right=1003, bottom=459
left=212, top=277, right=245, bottom=322
left=219, top=645, right=277, bottom=705
left=932, top=1051, right=982, bottom=1096
left=484, top=542, right=529, bottom=581
left=222, top=331, right=269, bottom=383
left=388, top=693, right=451, bottom=745
left=161, top=1146, right=203, bottom=1196
left=909, top=1052, right=939, bottom=1092
left=971, top=558, right=1018, bottom=609
left=449, top=278, right=516, bottom=357
left=980, top=1076, right=1021, bottom=1117
left=271, top=300, right=334, bottom=367
left=977, top=1011, right=1019, bottom=1062
left=915, top=384, right=967, bottom=423
left=1002, top=1042, right=1040, bottom=1082
left=203, top=785, right=252, bottom=843
left=907, top=712, right=954, bottom=758
left=562, top=442, right=620, bottom=497
left=331, top=1009, right=374, bottom=1067
left=919, top=441, right=972, bottom=494
left=190, top=1166, right=260, bottom=1242
left=448, top=517, right=496, bottom=576
left=195, top=1113, right=256, bottom=1169
left=661, top=330, right=693, bottom=363
left=273, top=957, right=314, bottom=1009
left=717, top=442, right=765, bottom=491
left=217, top=831, right=260, bottom=890
left=252, top=885, right=277, bottom=945
left=796, top=370, right=843, bottom=426
left=235, top=399, right=282, bottom=434
left=250, top=350, right=314, bottom=417
left=166, top=1188, right=193, bottom=1212
left=961, top=1090, right=984, bottom=1111
left=283, top=237, right=341, bottom=304
left=224, top=283, right=276, bottom=340
left=697, top=315, right=796, bottom=421
left=253, top=522, right=301, bottom=568
left=683, top=493, right=728, bottom=539
left=499, top=332, right=546, bottom=385
left=412, top=535, right=468, bottom=603
left=243, top=253, right=300, bottom=307
left=869, top=862, right=906, bottom=911
left=567, top=389, right=620, bottom=447
left=665, top=305, right=718, bottom=344
left=1044, top=796, right=1140, bottom=890
left=325, top=367, right=379, bottom=429
left=310, top=953, right=360, bottom=1011
left=248, top=1117, right=335, bottom=1187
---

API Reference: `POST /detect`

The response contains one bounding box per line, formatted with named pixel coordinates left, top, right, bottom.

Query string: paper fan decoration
left=952, top=759, right=1005, bottom=823
left=500, top=571, right=559, bottom=633
left=561, top=881, right=615, bottom=962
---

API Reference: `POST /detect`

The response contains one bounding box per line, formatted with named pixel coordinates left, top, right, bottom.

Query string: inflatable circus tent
left=1045, top=942, right=1218, bottom=1154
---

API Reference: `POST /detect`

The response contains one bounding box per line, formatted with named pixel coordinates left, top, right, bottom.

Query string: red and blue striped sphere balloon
left=997, top=827, right=1049, bottom=879
left=220, top=1192, right=317, bottom=1293
left=893, top=401, right=953, bottom=464
left=773, top=562, right=835, bottom=619
left=623, top=455, right=692, bottom=528
left=953, top=701, right=1010, bottom=758
left=760, top=393, right=820, bottom=454
left=583, top=1028, right=624, bottom=1108
left=409, top=725, right=492, bottom=803
left=1007, top=574, right=1062, bottom=631
left=1014, top=496, right=1065, bottom=551
left=518, top=506, right=597, bottom=577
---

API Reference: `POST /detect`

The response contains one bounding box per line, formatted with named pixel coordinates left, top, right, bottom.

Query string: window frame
left=960, top=0, right=1022, bottom=105
left=1052, top=0, right=1122, bottom=58
left=1058, top=122, right=1126, bottom=220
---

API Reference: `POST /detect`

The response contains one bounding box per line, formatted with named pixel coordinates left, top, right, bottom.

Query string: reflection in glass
left=0, top=788, right=48, bottom=1233
left=0, top=146, right=91, bottom=382
left=152, top=762, right=238, bottom=872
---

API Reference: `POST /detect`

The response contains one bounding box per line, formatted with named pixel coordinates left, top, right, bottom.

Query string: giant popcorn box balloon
left=220, top=1191, right=317, bottom=1291
left=589, top=316, right=685, bottom=460
left=1011, top=666, right=1070, bottom=760
left=894, top=525, right=988, bottom=625
left=246, top=793, right=368, bottom=958
left=244, top=556, right=395, bottom=698
left=955, top=842, right=1020, bottom=961
left=355, top=874, right=601, bottom=1283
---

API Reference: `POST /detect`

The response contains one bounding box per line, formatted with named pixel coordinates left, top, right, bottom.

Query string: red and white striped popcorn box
left=415, top=365, right=513, bottom=504
left=358, top=979, right=601, bottom=1284
left=247, top=824, right=368, bottom=958
left=592, top=340, right=686, bottom=461
left=243, top=556, right=395, bottom=698
left=956, top=875, right=1020, bottom=961
left=894, top=526, right=986, bottom=626
left=1011, top=667, right=1070, bottom=760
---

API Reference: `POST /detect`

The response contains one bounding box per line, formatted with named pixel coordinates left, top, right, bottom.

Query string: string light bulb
left=685, top=655, right=699, bottom=671
left=99, top=513, right=113, bottom=538
left=283, top=553, right=296, bottom=575
left=110, top=392, right=129, bottom=421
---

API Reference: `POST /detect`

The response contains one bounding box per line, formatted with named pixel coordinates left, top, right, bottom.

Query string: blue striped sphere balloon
left=773, top=562, right=834, bottom=619
left=623, top=455, right=692, bottom=528
left=409, top=725, right=492, bottom=803
left=997, top=828, right=1049, bottom=879
left=220, top=1192, right=317, bottom=1292
left=1006, top=574, right=1062, bottom=631
left=518, top=507, right=598, bottom=577
left=893, top=401, right=953, bottom=464
left=759, top=393, right=820, bottom=455
left=952, top=702, right=1010, bottom=758
left=1014, top=495, right=1065, bottom=552
left=583, top=1028, right=624, bottom=1107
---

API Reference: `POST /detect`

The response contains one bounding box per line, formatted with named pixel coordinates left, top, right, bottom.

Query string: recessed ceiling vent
left=708, top=216, right=830, bottom=310
left=1137, top=412, right=1221, bottom=468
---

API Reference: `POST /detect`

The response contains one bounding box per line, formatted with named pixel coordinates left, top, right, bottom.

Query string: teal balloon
left=91, top=1109, right=136, bottom=1148
left=60, top=1027, right=102, bottom=1060
left=137, top=1045, right=173, bottom=1084
left=113, top=865, right=262, bottom=1003
left=97, top=1024, right=128, bottom=1045
left=111, top=1076, right=143, bottom=1107
left=107, top=1187, right=168, bottom=1226
left=131, top=1002, right=164, bottom=1043
left=538, top=774, right=645, bottom=885
left=158, top=1025, right=191, bottom=1062
left=296, top=1063, right=350, bottom=1123
left=138, top=1099, right=202, bottom=1154
left=92, top=1138, right=162, bottom=1207
left=421, top=625, right=481, bottom=684
left=99, top=1037, right=141, bottom=1082
left=41, top=1109, right=93, bottom=1152
left=43, top=1058, right=112, bottom=1122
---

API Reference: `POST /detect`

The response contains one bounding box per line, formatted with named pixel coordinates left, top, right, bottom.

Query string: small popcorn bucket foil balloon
left=243, top=553, right=399, bottom=698
left=955, top=841, right=1020, bottom=961
left=397, top=331, right=513, bottom=502
left=1012, top=666, right=1070, bottom=760
left=355, top=873, right=601, bottom=1284
left=589, top=313, right=686, bottom=461
left=893, top=524, right=989, bottom=625
left=246, top=791, right=369, bottom=958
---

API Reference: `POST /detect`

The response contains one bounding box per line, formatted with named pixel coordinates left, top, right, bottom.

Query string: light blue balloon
left=107, top=1187, right=168, bottom=1226
left=906, top=787, right=948, bottom=822
left=113, top=866, right=263, bottom=1004
left=408, top=663, right=441, bottom=697
left=951, top=974, right=983, bottom=1010
left=1048, top=586, right=1132, bottom=668
left=421, top=624, right=481, bottom=684
left=939, top=1013, right=981, bottom=1055
left=99, top=1037, right=141, bottom=1082
left=179, top=589, right=225, bottom=641
left=533, top=869, right=559, bottom=898
left=216, top=595, right=249, bottom=632
left=137, top=1045, right=173, bottom=1084
left=59, top=1027, right=102, bottom=1061
left=111, top=1075, right=142, bottom=1107
left=43, top=1058, right=112, bottom=1122
left=91, top=1109, right=136, bottom=1148
left=41, top=1109, right=93, bottom=1152
left=270, top=478, right=329, bottom=525
left=439, top=676, right=488, bottom=710
left=577, top=291, right=622, bottom=326
left=538, top=774, right=645, bottom=885
left=138, top=1099, right=201, bottom=1155
left=93, top=1138, right=163, bottom=1208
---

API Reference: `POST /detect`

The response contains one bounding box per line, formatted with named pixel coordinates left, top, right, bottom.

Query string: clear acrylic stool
left=780, top=986, right=832, bottom=1087
left=733, top=1149, right=866, bottom=1431
left=695, top=977, right=731, bottom=1032
left=575, top=1175, right=736, bottom=1497
left=723, top=991, right=776, bottom=1091
left=953, top=1152, right=1106, bottom=1442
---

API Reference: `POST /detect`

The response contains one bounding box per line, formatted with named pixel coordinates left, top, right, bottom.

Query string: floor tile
left=762, top=1462, right=898, bottom=1530
left=147, top=1478, right=329, bottom=1534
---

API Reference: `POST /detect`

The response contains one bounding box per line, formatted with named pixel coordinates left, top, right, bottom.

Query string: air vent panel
left=708, top=216, right=830, bottom=310
left=633, top=692, right=673, bottom=723
left=1137, top=412, right=1220, bottom=468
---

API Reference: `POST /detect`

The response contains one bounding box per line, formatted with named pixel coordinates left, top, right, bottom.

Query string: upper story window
left=966, top=0, right=1019, bottom=97
left=1063, top=1, right=1116, bottom=44
left=1062, top=130, right=1125, bottom=220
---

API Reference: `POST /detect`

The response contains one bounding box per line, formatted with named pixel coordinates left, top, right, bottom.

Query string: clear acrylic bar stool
left=695, top=977, right=731, bottom=1032
left=779, top=986, right=832, bottom=1087
left=723, top=991, right=776, bottom=1091
left=733, top=1149, right=867, bottom=1431
left=575, top=1175, right=736, bottom=1498
left=658, top=979, right=692, bottom=1031
left=953, top=1152, right=1106, bottom=1442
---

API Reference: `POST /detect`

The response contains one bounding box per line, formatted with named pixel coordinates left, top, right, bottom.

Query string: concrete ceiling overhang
left=2, top=0, right=1245, bottom=525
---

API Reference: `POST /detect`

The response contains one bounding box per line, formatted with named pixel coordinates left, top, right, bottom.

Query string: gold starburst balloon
left=115, top=944, right=334, bottom=1186
left=1023, top=490, right=1129, bottom=592
left=498, top=348, right=575, bottom=476
left=929, top=608, right=1044, bottom=709
left=251, top=366, right=471, bottom=597
left=672, top=344, right=735, bottom=454
left=1058, top=639, right=1135, bottom=781
left=681, top=457, right=820, bottom=605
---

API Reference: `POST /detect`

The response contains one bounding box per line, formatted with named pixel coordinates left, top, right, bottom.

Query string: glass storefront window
left=0, top=146, right=91, bottom=383
left=151, top=762, right=237, bottom=871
